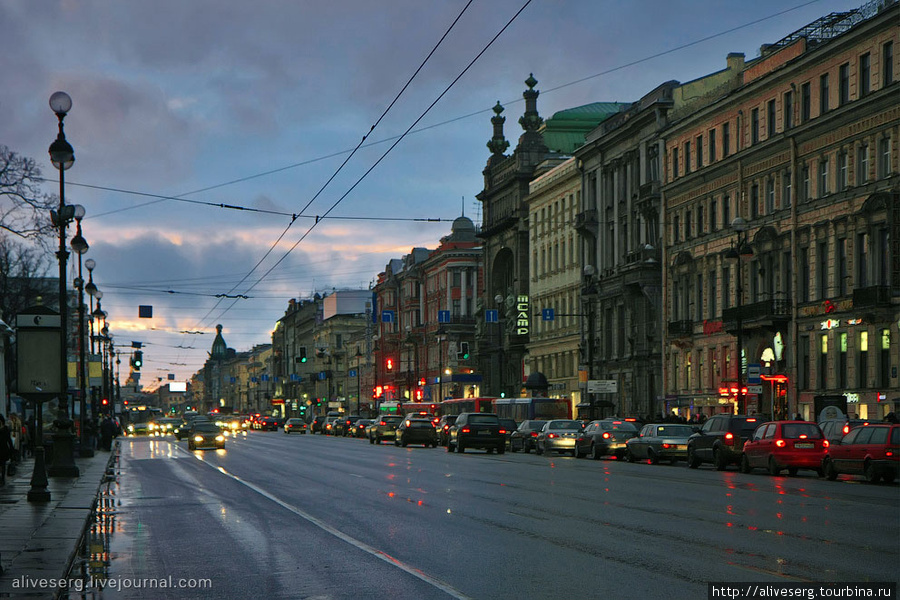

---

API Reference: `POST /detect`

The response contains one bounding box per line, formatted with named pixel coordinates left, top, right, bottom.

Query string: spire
left=518, top=73, right=543, bottom=133
left=210, top=324, right=228, bottom=360
left=486, top=101, right=510, bottom=156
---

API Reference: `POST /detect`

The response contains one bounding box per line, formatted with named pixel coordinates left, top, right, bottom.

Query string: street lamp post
left=494, top=294, right=506, bottom=398
left=48, top=91, right=79, bottom=477
left=355, top=348, right=363, bottom=415
left=436, top=327, right=446, bottom=403
left=726, top=217, right=754, bottom=415
left=70, top=209, right=93, bottom=457
left=582, top=266, right=599, bottom=420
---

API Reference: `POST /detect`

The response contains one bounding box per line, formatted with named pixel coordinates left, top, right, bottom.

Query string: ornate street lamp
left=725, top=216, right=754, bottom=415
left=70, top=209, right=92, bottom=456
left=48, top=91, right=79, bottom=477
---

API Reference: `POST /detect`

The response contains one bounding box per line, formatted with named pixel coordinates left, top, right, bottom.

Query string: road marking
left=183, top=447, right=472, bottom=600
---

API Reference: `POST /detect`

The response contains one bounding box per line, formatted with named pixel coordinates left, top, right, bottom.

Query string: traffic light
left=386, top=358, right=394, bottom=371
left=101, top=398, right=109, bottom=407
left=299, top=347, right=308, bottom=363
left=458, top=342, right=470, bottom=360
left=133, top=350, right=143, bottom=369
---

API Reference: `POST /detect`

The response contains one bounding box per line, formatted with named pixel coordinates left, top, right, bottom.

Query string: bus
left=439, top=397, right=497, bottom=417
left=493, top=397, right=572, bottom=422
left=397, top=401, right=440, bottom=417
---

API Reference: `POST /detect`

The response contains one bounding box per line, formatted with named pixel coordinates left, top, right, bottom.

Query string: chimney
left=726, top=52, right=745, bottom=72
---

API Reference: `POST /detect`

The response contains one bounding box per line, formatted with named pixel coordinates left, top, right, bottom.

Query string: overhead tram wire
left=184, top=0, right=478, bottom=336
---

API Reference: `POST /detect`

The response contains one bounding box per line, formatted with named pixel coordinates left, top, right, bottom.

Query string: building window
left=799, top=335, right=810, bottom=390
left=783, top=90, right=793, bottom=130
left=767, top=99, right=776, bottom=138
left=801, top=164, right=810, bottom=202
left=751, top=108, right=760, bottom=144
left=878, top=137, right=892, bottom=178
left=765, top=178, right=775, bottom=214
left=696, top=135, right=703, bottom=170
left=708, top=269, right=717, bottom=318
left=722, top=194, right=730, bottom=228
left=800, top=247, right=810, bottom=302
left=818, top=157, right=829, bottom=197
left=858, top=330, right=868, bottom=388
left=859, top=53, right=871, bottom=97
left=782, top=169, right=792, bottom=209
left=750, top=183, right=759, bottom=219
left=673, top=215, right=680, bottom=243
left=880, top=329, right=891, bottom=389
left=837, top=151, right=848, bottom=191
left=801, top=82, right=811, bottom=122
left=708, top=129, right=716, bottom=163
left=857, top=144, right=869, bottom=185
left=697, top=205, right=704, bottom=236
left=883, top=41, right=894, bottom=87
left=722, top=265, right=731, bottom=310
left=684, top=210, right=692, bottom=240
left=817, top=240, right=828, bottom=299
left=696, top=274, right=703, bottom=321
left=722, top=122, right=730, bottom=158
left=838, top=332, right=848, bottom=389
left=672, top=146, right=679, bottom=179
left=684, top=141, right=692, bottom=174
left=878, top=228, right=890, bottom=285
left=782, top=250, right=792, bottom=300
left=857, top=232, right=868, bottom=288
left=839, top=63, right=850, bottom=106
left=837, top=238, right=847, bottom=297
left=820, top=73, right=830, bottom=115
left=819, top=334, right=828, bottom=390
left=648, top=144, right=659, bottom=182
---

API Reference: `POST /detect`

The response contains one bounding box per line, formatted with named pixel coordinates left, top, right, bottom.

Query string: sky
left=1, top=0, right=863, bottom=390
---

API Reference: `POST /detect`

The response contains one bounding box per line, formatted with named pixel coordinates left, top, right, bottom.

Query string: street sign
left=587, top=379, right=617, bottom=394
left=349, top=369, right=358, bottom=377
left=542, top=308, right=555, bottom=321
left=748, top=385, right=763, bottom=394
left=748, top=364, right=761, bottom=384
left=438, top=310, right=450, bottom=323
left=381, top=310, right=395, bottom=323
left=485, top=309, right=499, bottom=323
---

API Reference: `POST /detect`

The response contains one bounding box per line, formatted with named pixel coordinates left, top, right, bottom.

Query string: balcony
left=574, top=209, right=599, bottom=236
left=723, top=298, right=791, bottom=333
left=668, top=320, right=693, bottom=337
left=852, top=285, right=892, bottom=308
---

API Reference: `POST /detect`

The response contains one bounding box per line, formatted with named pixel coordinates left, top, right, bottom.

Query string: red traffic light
left=101, top=398, right=109, bottom=406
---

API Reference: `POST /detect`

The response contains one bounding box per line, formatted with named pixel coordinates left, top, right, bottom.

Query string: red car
left=740, top=421, right=828, bottom=476
left=822, top=423, right=898, bottom=484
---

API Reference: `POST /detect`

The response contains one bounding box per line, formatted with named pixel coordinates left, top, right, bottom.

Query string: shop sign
left=801, top=299, right=852, bottom=317
left=703, top=320, right=724, bottom=335
left=516, top=295, right=530, bottom=335
left=820, top=319, right=841, bottom=330
left=843, top=392, right=859, bottom=404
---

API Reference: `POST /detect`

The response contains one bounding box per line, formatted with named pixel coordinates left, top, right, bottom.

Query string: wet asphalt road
left=76, top=431, right=898, bottom=600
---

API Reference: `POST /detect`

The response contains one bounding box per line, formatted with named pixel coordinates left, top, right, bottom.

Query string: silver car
left=536, top=420, right=583, bottom=456
left=625, top=423, right=695, bottom=464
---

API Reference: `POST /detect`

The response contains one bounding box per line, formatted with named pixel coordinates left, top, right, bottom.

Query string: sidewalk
left=0, top=443, right=116, bottom=599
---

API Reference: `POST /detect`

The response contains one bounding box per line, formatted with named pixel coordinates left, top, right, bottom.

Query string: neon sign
left=516, top=295, right=530, bottom=335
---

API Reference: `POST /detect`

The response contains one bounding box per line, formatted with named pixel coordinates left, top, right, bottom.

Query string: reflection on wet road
left=62, top=432, right=898, bottom=599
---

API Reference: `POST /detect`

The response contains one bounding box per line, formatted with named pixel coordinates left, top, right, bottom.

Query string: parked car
left=822, top=423, right=898, bottom=483
left=687, top=414, right=761, bottom=470
left=626, top=423, right=694, bottom=464
left=350, top=419, right=373, bottom=438
left=368, top=415, right=404, bottom=444
left=258, top=417, right=280, bottom=431
left=535, top=420, right=583, bottom=456
left=447, top=413, right=505, bottom=454
left=499, top=418, right=517, bottom=450
left=187, top=422, right=225, bottom=451
left=284, top=418, right=308, bottom=434
left=509, top=420, right=547, bottom=453
left=395, top=418, right=438, bottom=447
left=436, top=415, right=457, bottom=446
left=575, top=419, right=639, bottom=460
left=818, top=418, right=873, bottom=444
left=311, top=415, right=327, bottom=434
left=740, top=421, right=828, bottom=476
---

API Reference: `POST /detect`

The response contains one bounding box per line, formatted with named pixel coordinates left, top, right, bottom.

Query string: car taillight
left=499, top=429, right=507, bottom=435
left=461, top=427, right=470, bottom=434
left=886, top=450, right=894, bottom=458
left=443, top=426, right=449, bottom=432
left=775, top=439, right=786, bottom=448
left=547, top=433, right=558, bottom=439
left=724, top=432, right=735, bottom=445
left=843, top=425, right=850, bottom=435
left=379, top=421, right=385, bottom=425
left=662, top=443, right=671, bottom=449
left=602, top=432, right=610, bottom=439
left=530, top=432, right=538, bottom=437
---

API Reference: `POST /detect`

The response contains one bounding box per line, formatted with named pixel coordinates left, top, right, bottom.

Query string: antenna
left=461, top=196, right=465, bottom=217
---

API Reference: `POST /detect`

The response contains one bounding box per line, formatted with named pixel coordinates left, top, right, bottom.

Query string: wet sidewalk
left=0, top=444, right=116, bottom=599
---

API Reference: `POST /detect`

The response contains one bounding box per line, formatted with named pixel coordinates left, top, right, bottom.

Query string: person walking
left=100, top=416, right=115, bottom=451
left=0, top=415, right=14, bottom=486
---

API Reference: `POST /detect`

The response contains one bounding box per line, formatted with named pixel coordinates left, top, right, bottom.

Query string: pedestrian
left=885, top=412, right=898, bottom=424
left=794, top=413, right=804, bottom=421
left=0, top=415, right=14, bottom=486
left=100, top=416, right=115, bottom=451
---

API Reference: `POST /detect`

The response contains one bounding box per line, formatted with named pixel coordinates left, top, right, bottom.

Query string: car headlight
left=194, top=436, right=203, bottom=442
left=215, top=435, right=225, bottom=442
left=127, top=425, right=134, bottom=432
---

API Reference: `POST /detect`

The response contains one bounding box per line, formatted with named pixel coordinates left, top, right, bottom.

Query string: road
left=66, top=431, right=899, bottom=600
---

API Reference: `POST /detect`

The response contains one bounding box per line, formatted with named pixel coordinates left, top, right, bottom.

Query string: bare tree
left=0, top=236, right=57, bottom=325
left=0, top=144, right=57, bottom=246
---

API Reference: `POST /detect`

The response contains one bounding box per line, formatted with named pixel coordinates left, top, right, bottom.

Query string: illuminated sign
left=515, top=295, right=530, bottom=335
left=843, top=392, right=859, bottom=404
left=847, top=318, right=863, bottom=325
left=820, top=319, right=841, bottom=330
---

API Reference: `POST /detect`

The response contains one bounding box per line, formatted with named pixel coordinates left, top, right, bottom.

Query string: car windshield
left=468, top=414, right=499, bottom=424
left=381, top=416, right=403, bottom=424
left=781, top=423, right=823, bottom=439
left=286, top=419, right=302, bottom=424
left=548, top=420, right=581, bottom=430
left=407, top=420, right=432, bottom=428
left=526, top=421, right=546, bottom=431
left=193, top=423, right=219, bottom=432
left=656, top=425, right=693, bottom=437
left=499, top=419, right=517, bottom=430
left=600, top=421, right=637, bottom=432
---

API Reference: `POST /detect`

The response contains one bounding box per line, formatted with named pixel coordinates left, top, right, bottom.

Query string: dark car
left=447, top=413, right=505, bottom=454
left=312, top=415, right=327, bottom=434
left=499, top=418, right=517, bottom=450
left=535, top=420, right=583, bottom=456
left=687, top=414, right=762, bottom=470
left=258, top=417, right=280, bottom=431
left=822, top=423, right=899, bottom=483
left=350, top=419, right=373, bottom=438
left=395, top=418, right=438, bottom=447
left=509, top=420, right=547, bottom=453
left=332, top=415, right=361, bottom=437
left=740, top=421, right=828, bottom=476
left=818, top=418, right=873, bottom=444
left=188, top=422, right=225, bottom=451
left=575, top=419, right=639, bottom=459
left=436, top=415, right=457, bottom=446
left=626, top=423, right=694, bottom=464
left=368, top=415, right=403, bottom=444
left=284, top=418, right=308, bottom=434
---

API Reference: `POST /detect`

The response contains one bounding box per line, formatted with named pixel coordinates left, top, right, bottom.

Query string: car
left=368, top=415, right=403, bottom=444
left=435, top=415, right=457, bottom=446
left=740, top=421, right=828, bottom=476
left=188, top=422, right=225, bottom=450
left=625, top=423, right=694, bottom=464
left=284, top=418, right=308, bottom=434
left=324, top=416, right=341, bottom=435
left=509, top=420, right=547, bottom=453
left=395, top=418, right=438, bottom=447
left=818, top=418, right=874, bottom=444
left=350, top=419, right=373, bottom=438
left=499, top=418, right=517, bottom=449
left=446, top=413, right=505, bottom=454
left=215, top=414, right=244, bottom=434
left=822, top=423, right=899, bottom=483
left=311, top=415, right=327, bottom=434
left=574, top=419, right=639, bottom=460
left=258, top=417, right=280, bottom=431
left=535, top=420, right=583, bottom=456
left=152, top=417, right=182, bottom=436
left=686, top=414, right=762, bottom=470
left=336, top=415, right=362, bottom=437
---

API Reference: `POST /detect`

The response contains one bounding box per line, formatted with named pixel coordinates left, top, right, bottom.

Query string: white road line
left=181, top=445, right=472, bottom=600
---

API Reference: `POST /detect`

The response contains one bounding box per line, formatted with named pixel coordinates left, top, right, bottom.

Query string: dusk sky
left=1, top=0, right=861, bottom=389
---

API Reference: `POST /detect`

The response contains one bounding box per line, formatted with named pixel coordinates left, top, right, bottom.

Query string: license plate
left=794, top=442, right=814, bottom=449
left=478, top=430, right=490, bottom=435
left=676, top=445, right=687, bottom=450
